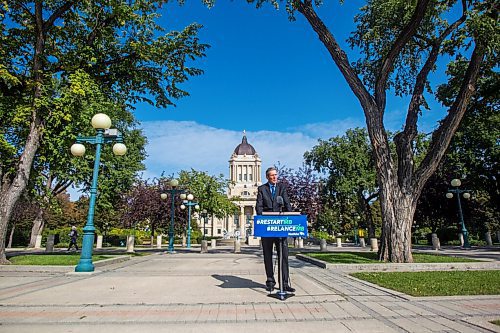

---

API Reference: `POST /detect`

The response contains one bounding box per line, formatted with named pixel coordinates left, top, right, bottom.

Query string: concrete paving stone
left=437, top=300, right=490, bottom=316
left=394, top=301, right=435, bottom=316
left=342, top=319, right=401, bottom=333
left=252, top=303, right=275, bottom=321
left=383, top=302, right=420, bottom=317
left=0, top=275, right=50, bottom=290
left=389, top=317, right=434, bottom=333
left=196, top=303, right=220, bottom=322
left=465, top=315, right=500, bottom=333
left=291, top=273, right=338, bottom=297
left=216, top=303, right=237, bottom=321
left=269, top=302, right=296, bottom=321
left=320, top=301, right=352, bottom=319
left=0, top=306, right=57, bottom=324
left=75, top=305, right=146, bottom=323
left=361, top=301, right=400, bottom=317
left=147, top=305, right=184, bottom=322
left=405, top=315, right=453, bottom=332
left=420, top=301, right=467, bottom=317
left=336, top=300, right=371, bottom=318
left=429, top=316, right=488, bottom=333
left=180, top=304, right=203, bottom=321
left=303, top=302, right=334, bottom=320
left=235, top=304, right=256, bottom=321
left=461, top=299, right=500, bottom=315
left=284, top=302, right=316, bottom=321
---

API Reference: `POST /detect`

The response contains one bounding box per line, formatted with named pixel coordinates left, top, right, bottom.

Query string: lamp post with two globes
left=446, top=178, right=471, bottom=248
left=70, top=113, right=127, bottom=272
left=160, top=179, right=184, bottom=254
left=180, top=193, right=199, bottom=248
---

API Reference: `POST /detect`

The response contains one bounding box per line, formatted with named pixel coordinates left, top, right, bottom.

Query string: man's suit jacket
left=256, top=182, right=292, bottom=215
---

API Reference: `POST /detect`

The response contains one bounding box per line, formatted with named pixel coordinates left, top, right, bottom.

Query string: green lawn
left=351, top=270, right=500, bottom=296
left=305, top=252, right=479, bottom=264
left=9, top=254, right=116, bottom=266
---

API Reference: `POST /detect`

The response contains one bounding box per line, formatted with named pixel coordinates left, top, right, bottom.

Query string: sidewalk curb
left=295, top=253, right=500, bottom=272
left=0, top=255, right=131, bottom=273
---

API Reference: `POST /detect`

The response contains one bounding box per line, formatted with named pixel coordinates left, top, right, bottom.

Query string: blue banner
left=254, top=215, right=308, bottom=238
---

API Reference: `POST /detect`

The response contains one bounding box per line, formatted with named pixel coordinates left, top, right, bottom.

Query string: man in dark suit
left=256, top=167, right=295, bottom=293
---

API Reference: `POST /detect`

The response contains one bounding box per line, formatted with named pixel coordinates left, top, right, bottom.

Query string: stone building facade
left=199, top=132, right=262, bottom=239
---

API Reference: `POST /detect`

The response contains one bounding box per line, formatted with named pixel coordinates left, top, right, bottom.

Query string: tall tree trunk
left=7, top=223, right=15, bottom=249
left=29, top=208, right=45, bottom=248
left=29, top=173, right=53, bottom=248
left=363, top=197, right=376, bottom=239
left=377, top=177, right=416, bottom=262
left=0, top=120, right=43, bottom=263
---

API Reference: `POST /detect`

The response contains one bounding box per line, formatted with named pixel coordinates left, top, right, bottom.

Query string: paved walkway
left=0, top=246, right=499, bottom=333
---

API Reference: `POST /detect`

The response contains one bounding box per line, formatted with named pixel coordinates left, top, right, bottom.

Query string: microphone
left=276, top=196, right=284, bottom=213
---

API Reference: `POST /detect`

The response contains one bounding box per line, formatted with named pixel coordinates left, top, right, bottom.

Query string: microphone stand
left=269, top=202, right=294, bottom=301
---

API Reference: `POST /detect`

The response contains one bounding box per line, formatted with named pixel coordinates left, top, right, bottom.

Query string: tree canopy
left=0, top=0, right=210, bottom=263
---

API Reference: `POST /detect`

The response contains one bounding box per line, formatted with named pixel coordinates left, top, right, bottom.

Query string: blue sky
left=112, top=1, right=449, bottom=186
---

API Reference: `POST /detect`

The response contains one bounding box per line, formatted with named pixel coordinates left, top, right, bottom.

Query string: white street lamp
left=113, top=143, right=127, bottom=156
left=91, top=113, right=112, bottom=129
left=70, top=113, right=126, bottom=272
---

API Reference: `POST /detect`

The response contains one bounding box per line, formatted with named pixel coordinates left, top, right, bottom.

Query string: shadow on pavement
left=212, top=274, right=266, bottom=289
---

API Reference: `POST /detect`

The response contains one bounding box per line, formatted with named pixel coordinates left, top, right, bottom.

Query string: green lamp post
left=180, top=193, right=199, bottom=248
left=160, top=179, right=184, bottom=253
left=446, top=178, right=471, bottom=249
left=70, top=113, right=127, bottom=272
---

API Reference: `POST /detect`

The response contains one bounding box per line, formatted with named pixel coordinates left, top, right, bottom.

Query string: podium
left=254, top=212, right=308, bottom=301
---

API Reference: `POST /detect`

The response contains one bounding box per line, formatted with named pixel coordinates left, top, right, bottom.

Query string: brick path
left=0, top=248, right=499, bottom=333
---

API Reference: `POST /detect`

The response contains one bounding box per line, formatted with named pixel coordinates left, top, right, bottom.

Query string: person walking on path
left=67, top=226, right=79, bottom=251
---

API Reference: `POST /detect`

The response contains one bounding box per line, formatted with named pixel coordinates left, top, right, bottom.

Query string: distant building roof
left=233, top=132, right=256, bottom=156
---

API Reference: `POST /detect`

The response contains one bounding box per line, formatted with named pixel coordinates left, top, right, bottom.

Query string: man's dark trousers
left=262, top=237, right=289, bottom=286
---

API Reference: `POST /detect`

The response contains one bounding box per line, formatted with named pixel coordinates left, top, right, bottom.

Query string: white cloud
left=292, top=117, right=365, bottom=139
left=140, top=121, right=319, bottom=180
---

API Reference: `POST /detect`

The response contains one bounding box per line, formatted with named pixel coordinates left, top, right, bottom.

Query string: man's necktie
left=271, top=185, right=276, bottom=197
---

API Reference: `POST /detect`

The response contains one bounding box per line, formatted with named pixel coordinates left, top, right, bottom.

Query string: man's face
left=266, top=170, right=278, bottom=185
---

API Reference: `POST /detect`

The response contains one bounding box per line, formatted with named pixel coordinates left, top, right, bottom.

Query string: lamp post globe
left=446, top=193, right=453, bottom=199
left=463, top=192, right=471, bottom=199
left=170, top=179, right=179, bottom=187
left=113, top=143, right=127, bottom=156
left=181, top=204, right=186, bottom=210
left=451, top=178, right=461, bottom=187
left=71, top=143, right=86, bottom=157
left=91, top=113, right=112, bottom=129
left=160, top=193, right=168, bottom=200
left=187, top=194, right=194, bottom=201
left=180, top=193, right=187, bottom=200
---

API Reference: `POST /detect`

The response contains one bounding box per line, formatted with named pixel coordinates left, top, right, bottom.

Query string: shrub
left=311, top=231, right=333, bottom=241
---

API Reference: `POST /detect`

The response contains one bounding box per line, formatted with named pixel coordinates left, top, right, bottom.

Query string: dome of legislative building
left=233, top=133, right=256, bottom=155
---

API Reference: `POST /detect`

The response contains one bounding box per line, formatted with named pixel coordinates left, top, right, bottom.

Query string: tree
left=178, top=169, right=239, bottom=222
left=304, top=128, right=379, bottom=238
left=416, top=59, right=499, bottom=240
left=0, top=1, right=208, bottom=263
left=247, top=0, right=498, bottom=262
left=121, top=178, right=170, bottom=238
left=26, top=71, right=146, bottom=247
left=277, top=165, right=322, bottom=225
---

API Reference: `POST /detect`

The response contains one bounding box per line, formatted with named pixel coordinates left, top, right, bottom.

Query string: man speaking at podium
left=256, top=167, right=295, bottom=293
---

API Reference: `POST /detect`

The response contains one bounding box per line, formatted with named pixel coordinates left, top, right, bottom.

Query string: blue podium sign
left=254, top=214, right=308, bottom=238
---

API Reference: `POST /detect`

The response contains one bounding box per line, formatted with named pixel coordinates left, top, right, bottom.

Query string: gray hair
left=265, top=167, right=278, bottom=177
